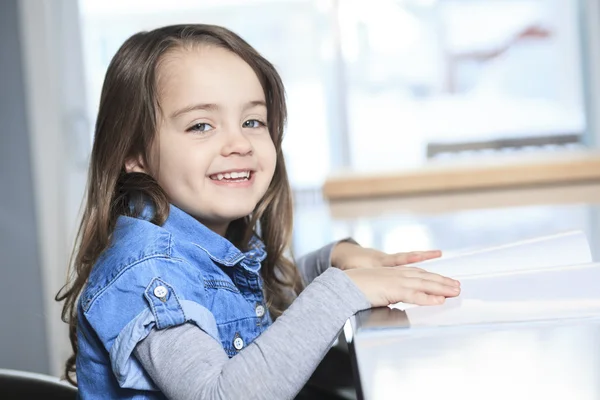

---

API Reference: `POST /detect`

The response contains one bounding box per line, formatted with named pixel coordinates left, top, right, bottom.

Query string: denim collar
left=161, top=204, right=266, bottom=272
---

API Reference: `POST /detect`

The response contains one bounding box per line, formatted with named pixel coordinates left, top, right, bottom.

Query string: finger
left=398, top=268, right=460, bottom=288
left=415, top=270, right=460, bottom=288
left=395, top=266, right=427, bottom=274
left=401, top=277, right=461, bottom=297
left=387, top=250, right=442, bottom=266
left=402, top=291, right=446, bottom=306
left=410, top=250, right=442, bottom=261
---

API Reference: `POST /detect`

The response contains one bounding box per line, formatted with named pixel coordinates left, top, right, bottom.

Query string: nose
left=221, top=125, right=253, bottom=157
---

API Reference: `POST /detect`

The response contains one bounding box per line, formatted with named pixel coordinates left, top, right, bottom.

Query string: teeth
left=211, top=171, right=251, bottom=180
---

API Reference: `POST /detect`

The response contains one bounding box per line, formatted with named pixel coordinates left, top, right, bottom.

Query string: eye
left=242, top=119, right=266, bottom=129
left=187, top=122, right=214, bottom=133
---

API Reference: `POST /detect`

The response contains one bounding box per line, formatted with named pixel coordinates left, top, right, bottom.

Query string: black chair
left=295, top=340, right=357, bottom=400
left=0, top=368, right=78, bottom=400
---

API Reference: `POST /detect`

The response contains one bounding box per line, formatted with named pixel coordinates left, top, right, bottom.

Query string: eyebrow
left=170, top=100, right=267, bottom=119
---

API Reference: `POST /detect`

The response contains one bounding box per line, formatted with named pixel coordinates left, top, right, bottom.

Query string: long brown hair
left=56, top=24, right=302, bottom=386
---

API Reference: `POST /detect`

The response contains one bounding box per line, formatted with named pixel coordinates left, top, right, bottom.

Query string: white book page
left=391, top=230, right=593, bottom=311
left=394, top=263, right=600, bottom=327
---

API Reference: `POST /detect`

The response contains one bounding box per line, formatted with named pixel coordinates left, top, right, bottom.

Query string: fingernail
left=452, top=287, right=460, bottom=292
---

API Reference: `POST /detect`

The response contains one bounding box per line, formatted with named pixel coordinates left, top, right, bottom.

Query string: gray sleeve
left=133, top=267, right=370, bottom=400
left=296, top=238, right=358, bottom=286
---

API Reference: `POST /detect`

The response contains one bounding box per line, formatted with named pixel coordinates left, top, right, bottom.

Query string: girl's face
left=127, top=45, right=277, bottom=235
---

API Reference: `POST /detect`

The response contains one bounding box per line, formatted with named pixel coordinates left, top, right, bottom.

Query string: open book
left=390, top=231, right=600, bottom=327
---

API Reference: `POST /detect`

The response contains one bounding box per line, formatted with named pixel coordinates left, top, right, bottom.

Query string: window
left=337, top=0, right=587, bottom=172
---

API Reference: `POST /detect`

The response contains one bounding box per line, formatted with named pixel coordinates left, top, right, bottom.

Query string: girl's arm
left=295, top=238, right=357, bottom=285
left=134, top=267, right=369, bottom=400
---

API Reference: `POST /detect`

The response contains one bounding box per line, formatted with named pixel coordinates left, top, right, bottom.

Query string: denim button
left=154, top=286, right=168, bottom=298
left=255, top=304, right=265, bottom=318
left=233, top=335, right=244, bottom=351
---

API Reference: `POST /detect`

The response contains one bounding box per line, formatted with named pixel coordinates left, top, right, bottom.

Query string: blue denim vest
left=76, top=204, right=272, bottom=399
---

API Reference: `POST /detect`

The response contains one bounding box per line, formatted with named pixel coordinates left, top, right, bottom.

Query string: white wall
left=17, top=0, right=89, bottom=376
left=581, top=0, right=600, bottom=147
left=0, top=0, right=50, bottom=374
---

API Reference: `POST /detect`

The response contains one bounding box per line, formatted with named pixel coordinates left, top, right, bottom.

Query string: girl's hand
left=345, top=266, right=460, bottom=307
left=331, top=241, right=442, bottom=271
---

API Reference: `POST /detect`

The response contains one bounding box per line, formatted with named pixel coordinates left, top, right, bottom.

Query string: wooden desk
left=323, top=151, right=600, bottom=201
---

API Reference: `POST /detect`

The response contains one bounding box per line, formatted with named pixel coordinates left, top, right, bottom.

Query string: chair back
left=0, top=368, right=77, bottom=400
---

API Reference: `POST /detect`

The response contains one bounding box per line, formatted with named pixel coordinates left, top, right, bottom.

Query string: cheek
left=155, top=139, right=208, bottom=188
left=260, top=137, right=277, bottom=172
left=156, top=141, right=184, bottom=180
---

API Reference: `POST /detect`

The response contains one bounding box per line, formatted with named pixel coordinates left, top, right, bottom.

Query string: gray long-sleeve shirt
left=133, top=242, right=370, bottom=400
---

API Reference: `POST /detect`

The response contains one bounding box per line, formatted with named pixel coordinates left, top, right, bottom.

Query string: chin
left=218, top=205, right=256, bottom=222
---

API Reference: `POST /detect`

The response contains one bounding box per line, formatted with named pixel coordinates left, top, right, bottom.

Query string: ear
left=124, top=155, right=147, bottom=174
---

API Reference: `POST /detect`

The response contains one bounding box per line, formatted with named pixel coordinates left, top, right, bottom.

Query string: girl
left=56, top=24, right=460, bottom=399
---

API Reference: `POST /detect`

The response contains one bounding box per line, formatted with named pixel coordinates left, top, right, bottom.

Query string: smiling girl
left=56, top=24, right=460, bottom=400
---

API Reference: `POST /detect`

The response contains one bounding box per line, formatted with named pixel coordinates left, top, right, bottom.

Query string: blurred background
left=2, top=0, right=600, bottom=387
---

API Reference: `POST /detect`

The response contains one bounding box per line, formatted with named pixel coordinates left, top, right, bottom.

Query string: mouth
left=209, top=169, right=253, bottom=182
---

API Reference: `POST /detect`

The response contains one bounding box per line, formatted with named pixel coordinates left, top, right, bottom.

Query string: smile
left=209, top=170, right=253, bottom=182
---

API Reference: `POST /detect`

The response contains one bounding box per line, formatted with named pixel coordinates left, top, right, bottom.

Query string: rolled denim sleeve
left=82, top=257, right=220, bottom=390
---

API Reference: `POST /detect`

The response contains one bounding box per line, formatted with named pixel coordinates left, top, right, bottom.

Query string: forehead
left=156, top=45, right=265, bottom=110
